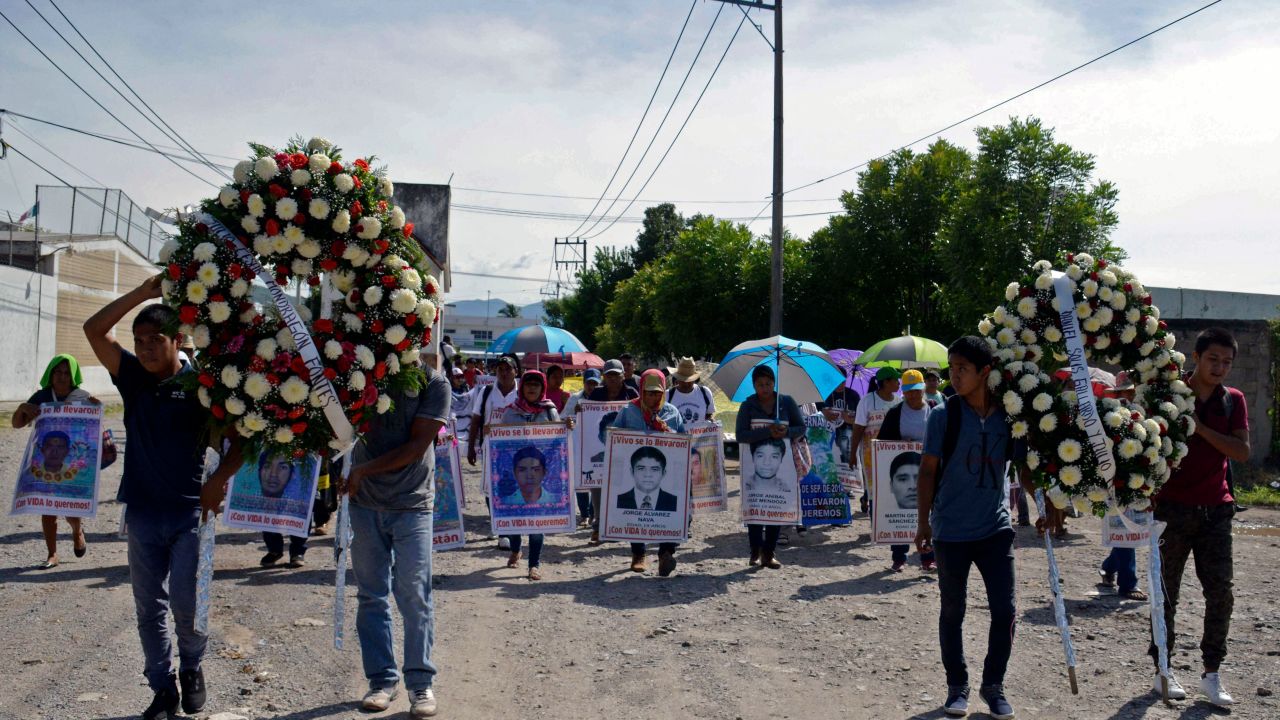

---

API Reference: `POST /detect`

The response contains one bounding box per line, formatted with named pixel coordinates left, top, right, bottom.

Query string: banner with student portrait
left=224, top=452, right=321, bottom=538
left=485, top=422, right=575, bottom=535
left=575, top=400, right=629, bottom=490
left=801, top=415, right=852, bottom=525
left=871, top=440, right=924, bottom=545
left=1102, top=509, right=1152, bottom=548
left=688, top=421, right=728, bottom=514
left=433, top=440, right=466, bottom=550
left=739, top=432, right=801, bottom=526
left=10, top=403, right=103, bottom=518
left=600, top=430, right=692, bottom=543
left=833, top=423, right=861, bottom=496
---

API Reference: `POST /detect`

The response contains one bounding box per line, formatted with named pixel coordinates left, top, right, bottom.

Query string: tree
left=938, top=117, right=1122, bottom=334
left=497, top=302, right=521, bottom=318
left=632, top=203, right=686, bottom=268
left=595, top=263, right=664, bottom=358
left=555, top=246, right=635, bottom=350
left=541, top=297, right=566, bottom=328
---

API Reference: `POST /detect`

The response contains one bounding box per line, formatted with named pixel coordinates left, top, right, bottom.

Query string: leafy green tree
left=596, top=263, right=664, bottom=358
left=632, top=203, right=685, bottom=268
left=541, top=297, right=565, bottom=328
left=556, top=246, right=635, bottom=349
left=497, top=302, right=521, bottom=318
left=938, top=117, right=1122, bottom=333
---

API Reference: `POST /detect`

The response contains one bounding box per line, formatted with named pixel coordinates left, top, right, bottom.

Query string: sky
left=2, top=0, right=1277, bottom=308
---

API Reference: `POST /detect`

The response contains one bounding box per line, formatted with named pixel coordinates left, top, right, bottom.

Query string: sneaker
left=943, top=685, right=969, bottom=717
left=1097, top=569, right=1116, bottom=587
left=260, top=551, right=284, bottom=566
left=142, top=684, right=180, bottom=720
left=497, top=537, right=511, bottom=550
left=362, top=685, right=399, bottom=711
left=979, top=684, right=1014, bottom=720
left=178, top=668, right=206, bottom=714
left=1154, top=672, right=1187, bottom=700
left=1199, top=672, right=1234, bottom=707
left=288, top=554, right=306, bottom=568
left=409, top=687, right=437, bottom=717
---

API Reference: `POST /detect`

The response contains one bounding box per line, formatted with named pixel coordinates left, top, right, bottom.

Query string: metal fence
left=33, top=185, right=170, bottom=261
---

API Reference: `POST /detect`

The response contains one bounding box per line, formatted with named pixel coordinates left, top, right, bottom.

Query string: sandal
left=527, top=567, right=541, bottom=581
left=506, top=551, right=520, bottom=568
left=41, top=556, right=59, bottom=569
left=1120, top=589, right=1148, bottom=601
left=73, top=532, right=87, bottom=558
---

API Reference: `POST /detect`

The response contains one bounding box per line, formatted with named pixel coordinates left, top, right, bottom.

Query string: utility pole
left=712, top=0, right=782, bottom=335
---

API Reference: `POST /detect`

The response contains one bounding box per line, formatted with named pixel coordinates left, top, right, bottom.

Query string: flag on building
left=18, top=201, right=39, bottom=223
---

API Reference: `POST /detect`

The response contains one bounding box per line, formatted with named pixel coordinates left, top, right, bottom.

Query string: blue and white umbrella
left=488, top=324, right=588, bottom=355
left=709, top=335, right=845, bottom=406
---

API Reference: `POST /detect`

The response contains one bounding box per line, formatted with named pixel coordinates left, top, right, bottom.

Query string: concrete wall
left=0, top=264, right=59, bottom=401
left=1164, top=319, right=1274, bottom=464
left=1148, top=286, right=1280, bottom=321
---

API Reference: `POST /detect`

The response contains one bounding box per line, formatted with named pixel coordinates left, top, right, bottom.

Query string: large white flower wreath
left=980, top=252, right=1197, bottom=515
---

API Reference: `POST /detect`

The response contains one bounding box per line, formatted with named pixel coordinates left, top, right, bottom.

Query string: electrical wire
left=42, top=0, right=231, bottom=180
left=564, top=0, right=699, bottom=237
left=575, top=2, right=727, bottom=237
left=584, top=8, right=750, bottom=240
left=781, top=0, right=1225, bottom=198
left=6, top=118, right=106, bottom=186
left=0, top=7, right=220, bottom=188
left=452, top=202, right=837, bottom=223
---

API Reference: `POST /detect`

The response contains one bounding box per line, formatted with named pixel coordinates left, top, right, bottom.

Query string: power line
left=782, top=0, right=1225, bottom=198
left=43, top=0, right=230, bottom=180
left=564, top=0, right=699, bottom=238
left=453, top=185, right=836, bottom=204
left=453, top=201, right=838, bottom=223
left=584, top=8, right=750, bottom=240
left=0, top=7, right=220, bottom=188
left=451, top=269, right=573, bottom=284
left=576, top=2, right=727, bottom=237
left=6, top=118, right=106, bottom=186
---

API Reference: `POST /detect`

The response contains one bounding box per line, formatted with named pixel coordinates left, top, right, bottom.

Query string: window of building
left=472, top=329, right=493, bottom=341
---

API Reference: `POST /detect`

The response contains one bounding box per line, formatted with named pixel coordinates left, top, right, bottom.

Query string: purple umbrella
left=829, top=349, right=877, bottom=398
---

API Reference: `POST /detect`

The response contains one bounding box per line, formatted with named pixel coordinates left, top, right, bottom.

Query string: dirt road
left=2, top=419, right=1277, bottom=719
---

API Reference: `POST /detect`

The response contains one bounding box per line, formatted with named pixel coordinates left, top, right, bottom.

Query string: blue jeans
left=934, top=529, right=1017, bottom=689
left=263, top=531, right=307, bottom=556
left=892, top=544, right=936, bottom=565
left=506, top=534, right=544, bottom=567
left=125, top=505, right=205, bottom=691
left=576, top=491, right=593, bottom=521
left=1101, top=547, right=1137, bottom=593
left=349, top=504, right=437, bottom=691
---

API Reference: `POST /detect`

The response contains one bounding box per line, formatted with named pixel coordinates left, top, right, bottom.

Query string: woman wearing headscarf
left=11, top=354, right=102, bottom=568
left=734, top=364, right=805, bottom=569
left=610, top=369, right=687, bottom=576
left=544, top=364, right=570, bottom=413
left=498, top=370, right=572, bottom=580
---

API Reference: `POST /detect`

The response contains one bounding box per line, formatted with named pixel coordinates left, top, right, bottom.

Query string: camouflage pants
left=1147, top=502, right=1234, bottom=672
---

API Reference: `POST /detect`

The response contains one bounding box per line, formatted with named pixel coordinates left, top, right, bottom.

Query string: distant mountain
left=445, top=298, right=546, bottom=320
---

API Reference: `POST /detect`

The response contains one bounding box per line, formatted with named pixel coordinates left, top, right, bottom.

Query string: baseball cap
left=603, top=359, right=624, bottom=376
left=583, top=368, right=602, bottom=383
left=450, top=367, right=464, bottom=377
left=875, top=366, right=901, bottom=382
left=901, top=369, right=925, bottom=391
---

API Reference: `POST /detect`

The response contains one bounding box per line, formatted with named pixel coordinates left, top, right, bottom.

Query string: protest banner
left=833, top=423, right=861, bottom=496
left=485, top=422, right=575, bottom=535
left=688, top=421, right=727, bottom=514
left=433, top=440, right=466, bottom=550
left=1102, top=508, right=1152, bottom=548
left=475, top=374, right=496, bottom=389
left=600, top=429, right=692, bottom=543
left=576, top=400, right=629, bottom=490
left=10, top=403, right=103, bottom=518
left=801, top=415, right=852, bottom=526
left=224, top=452, right=322, bottom=538
left=871, top=440, right=924, bottom=545
left=739, top=423, right=801, bottom=525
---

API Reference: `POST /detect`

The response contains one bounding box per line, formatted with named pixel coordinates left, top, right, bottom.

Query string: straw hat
left=671, top=357, right=700, bottom=382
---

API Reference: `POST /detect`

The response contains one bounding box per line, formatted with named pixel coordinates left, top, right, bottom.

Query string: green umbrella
left=858, top=334, right=949, bottom=369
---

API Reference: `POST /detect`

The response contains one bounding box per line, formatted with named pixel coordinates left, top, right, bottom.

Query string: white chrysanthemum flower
left=186, top=282, right=208, bottom=304
left=208, top=301, right=231, bottom=324
left=307, top=137, right=331, bottom=153
left=355, top=345, right=375, bottom=369
left=1082, top=279, right=1099, bottom=298
left=254, top=156, right=279, bottom=181
left=1117, top=324, right=1137, bottom=345
left=293, top=239, right=319, bottom=259
left=280, top=376, right=309, bottom=405
left=324, top=340, right=343, bottom=360
left=1083, top=317, right=1102, bottom=333
left=221, top=365, right=242, bottom=388
left=1035, top=273, right=1053, bottom=291
left=1005, top=282, right=1020, bottom=302
left=252, top=234, right=271, bottom=255
left=1016, top=296, right=1036, bottom=319
left=1026, top=449, right=1040, bottom=469
left=298, top=305, right=312, bottom=322
left=1031, top=393, right=1052, bottom=413
left=987, top=371, right=1002, bottom=390
left=1073, top=496, right=1095, bottom=514
left=197, top=386, right=211, bottom=408
left=1144, top=315, right=1159, bottom=335
left=290, top=169, right=311, bottom=187
left=1095, top=306, right=1114, bottom=326
left=1011, top=421, right=1029, bottom=438
left=192, top=325, right=211, bottom=349
left=1098, top=286, right=1113, bottom=303
left=1047, top=486, right=1069, bottom=509
left=993, top=305, right=1008, bottom=324
left=389, top=205, right=406, bottom=229
left=1076, top=253, right=1095, bottom=267
left=307, top=198, right=331, bottom=220
left=233, top=160, right=253, bottom=184
left=384, top=325, right=408, bottom=345
left=224, top=396, right=246, bottom=416
left=273, top=426, right=294, bottom=444
left=343, top=313, right=362, bottom=332
left=1098, top=270, right=1117, bottom=286
left=379, top=176, right=394, bottom=197
left=978, top=318, right=994, bottom=336
left=309, top=152, right=331, bottom=173
left=1104, top=411, right=1125, bottom=429
left=241, top=215, right=261, bottom=234
left=270, top=235, right=291, bottom=254
left=276, top=327, right=297, bottom=350
left=331, top=270, right=354, bottom=293
left=1094, top=335, right=1112, bottom=350
left=226, top=281, right=248, bottom=301
left=1043, top=326, right=1062, bottom=343
left=1128, top=473, right=1146, bottom=490
left=390, top=288, right=418, bottom=314
left=400, top=268, right=421, bottom=290
left=1124, top=308, right=1140, bottom=325
left=256, top=338, right=277, bottom=360
left=333, top=173, right=355, bottom=193
left=356, top=216, right=383, bottom=240
left=283, top=224, right=304, bottom=246
left=1085, top=488, right=1108, bottom=504
left=309, top=390, right=325, bottom=408
left=275, top=197, right=299, bottom=220
left=349, top=372, right=367, bottom=391
left=1058, top=439, right=1083, bottom=463
left=1059, top=465, right=1083, bottom=487
left=1076, top=301, right=1093, bottom=319
left=1110, top=292, right=1127, bottom=311
left=1017, top=374, right=1039, bottom=393
left=191, top=242, right=215, bottom=262
left=161, top=278, right=174, bottom=298
left=291, top=259, right=313, bottom=276
left=243, top=412, right=268, bottom=432
left=196, top=262, right=220, bottom=286
left=399, top=347, right=420, bottom=367
left=996, top=328, right=1016, bottom=346
left=332, top=209, right=351, bottom=233
left=159, top=238, right=180, bottom=264
left=1066, top=264, right=1083, bottom=281
left=387, top=353, right=402, bottom=375
left=1118, top=438, right=1142, bottom=459
left=1002, top=390, right=1023, bottom=415
left=361, top=288, right=384, bottom=309
left=377, top=394, right=393, bottom=414
left=1038, top=411, right=1059, bottom=432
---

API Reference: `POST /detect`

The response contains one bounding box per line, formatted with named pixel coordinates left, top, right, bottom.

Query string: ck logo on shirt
left=965, top=430, right=1005, bottom=489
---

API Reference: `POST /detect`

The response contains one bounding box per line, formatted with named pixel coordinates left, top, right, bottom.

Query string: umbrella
left=858, top=334, right=949, bottom=369
left=709, top=335, right=845, bottom=406
left=521, top=351, right=604, bottom=371
left=488, top=325, right=588, bottom=355
left=828, top=348, right=878, bottom=398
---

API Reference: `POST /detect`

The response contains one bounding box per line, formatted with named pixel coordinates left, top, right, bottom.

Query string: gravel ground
left=1, top=418, right=1278, bottom=720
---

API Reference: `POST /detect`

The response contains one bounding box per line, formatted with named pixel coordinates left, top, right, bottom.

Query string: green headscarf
left=39, top=354, right=84, bottom=390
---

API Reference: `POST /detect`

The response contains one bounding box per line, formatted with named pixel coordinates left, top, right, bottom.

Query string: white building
left=439, top=313, right=537, bottom=355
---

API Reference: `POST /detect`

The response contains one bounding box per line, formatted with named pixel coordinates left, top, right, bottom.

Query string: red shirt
left=1156, top=384, right=1246, bottom=507
left=546, top=388, right=570, bottom=413
left=463, top=367, right=478, bottom=388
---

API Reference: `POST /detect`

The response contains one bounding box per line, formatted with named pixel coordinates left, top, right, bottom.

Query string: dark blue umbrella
left=488, top=325, right=588, bottom=355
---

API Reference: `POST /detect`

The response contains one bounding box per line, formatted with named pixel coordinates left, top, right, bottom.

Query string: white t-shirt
left=669, top=385, right=716, bottom=424
left=474, top=384, right=519, bottom=429
left=854, top=391, right=900, bottom=435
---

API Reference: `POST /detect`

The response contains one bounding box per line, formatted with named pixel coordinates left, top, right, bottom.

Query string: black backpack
left=667, top=384, right=713, bottom=417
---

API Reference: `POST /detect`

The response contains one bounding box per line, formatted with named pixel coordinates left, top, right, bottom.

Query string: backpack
left=936, top=395, right=1013, bottom=494
left=473, top=384, right=496, bottom=437
left=668, top=384, right=714, bottom=418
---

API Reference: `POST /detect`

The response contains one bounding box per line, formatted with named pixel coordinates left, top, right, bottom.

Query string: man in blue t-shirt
left=84, top=275, right=242, bottom=720
left=914, top=336, right=1033, bottom=720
